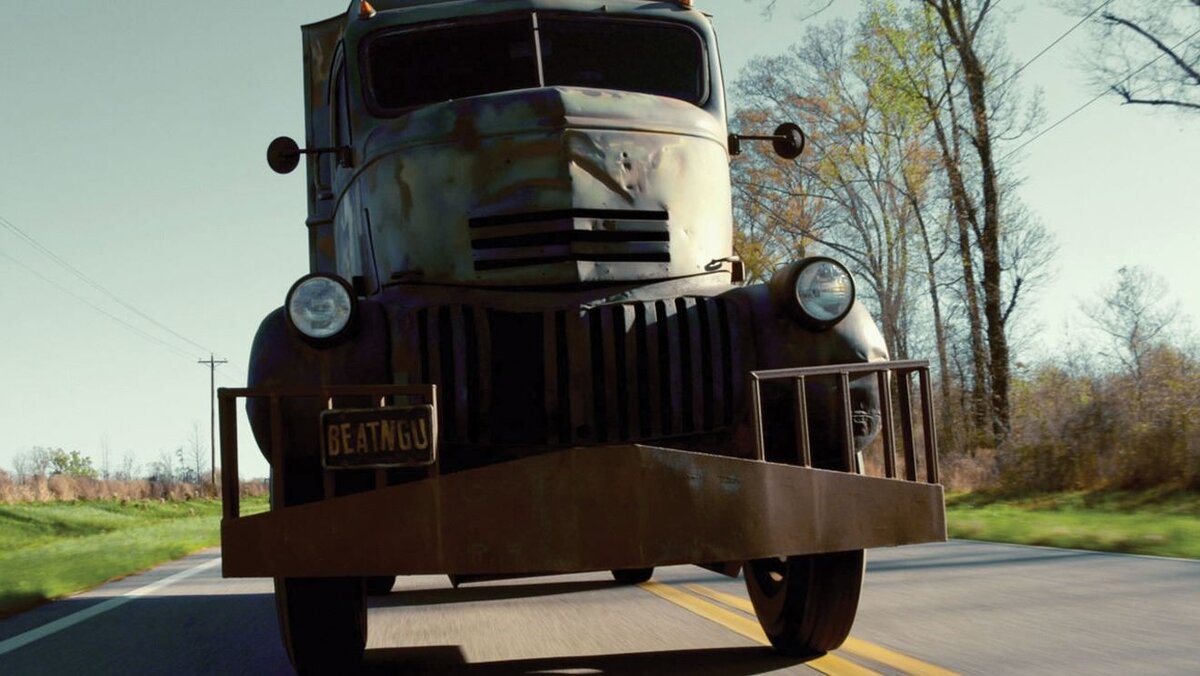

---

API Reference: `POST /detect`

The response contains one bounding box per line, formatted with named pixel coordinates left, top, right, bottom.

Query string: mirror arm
left=290, top=145, right=353, bottom=167
left=727, top=123, right=806, bottom=160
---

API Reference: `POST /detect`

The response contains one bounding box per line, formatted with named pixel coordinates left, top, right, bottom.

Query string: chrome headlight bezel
left=772, top=257, right=856, bottom=330
left=285, top=274, right=357, bottom=343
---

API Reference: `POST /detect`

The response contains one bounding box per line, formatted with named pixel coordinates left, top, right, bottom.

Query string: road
left=1, top=541, right=1197, bottom=675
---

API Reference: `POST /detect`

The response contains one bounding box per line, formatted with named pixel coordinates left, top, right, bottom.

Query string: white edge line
left=0, top=556, right=223, bottom=656
left=948, top=538, right=1200, bottom=564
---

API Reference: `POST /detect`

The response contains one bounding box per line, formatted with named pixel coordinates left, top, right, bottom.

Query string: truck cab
left=219, top=1, right=947, bottom=672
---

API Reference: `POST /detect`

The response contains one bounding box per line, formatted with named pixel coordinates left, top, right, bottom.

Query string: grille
left=468, top=209, right=670, bottom=271
left=413, top=298, right=742, bottom=445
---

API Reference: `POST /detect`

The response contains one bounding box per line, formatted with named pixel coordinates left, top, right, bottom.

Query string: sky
left=1, top=1, right=1197, bottom=479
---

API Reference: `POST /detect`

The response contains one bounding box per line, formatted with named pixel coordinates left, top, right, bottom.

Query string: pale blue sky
left=1, top=1, right=1197, bottom=478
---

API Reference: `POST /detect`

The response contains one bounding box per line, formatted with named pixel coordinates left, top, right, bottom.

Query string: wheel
left=611, top=567, right=654, bottom=584
left=744, top=550, right=864, bottom=656
left=366, top=575, right=396, bottom=596
left=274, top=576, right=367, bottom=674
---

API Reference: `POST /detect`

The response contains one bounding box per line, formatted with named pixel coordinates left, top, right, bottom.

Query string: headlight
left=771, top=257, right=856, bottom=329
left=286, top=274, right=356, bottom=341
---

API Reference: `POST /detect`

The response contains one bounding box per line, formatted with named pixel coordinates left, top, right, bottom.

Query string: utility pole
left=198, top=354, right=228, bottom=491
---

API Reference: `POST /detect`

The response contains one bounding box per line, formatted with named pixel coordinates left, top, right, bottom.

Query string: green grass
left=946, top=489, right=1200, bottom=559
left=0, top=497, right=267, bottom=618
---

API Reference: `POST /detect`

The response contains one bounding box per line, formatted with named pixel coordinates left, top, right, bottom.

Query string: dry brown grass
left=938, top=448, right=1000, bottom=491
left=0, top=470, right=267, bottom=504
left=860, top=426, right=997, bottom=491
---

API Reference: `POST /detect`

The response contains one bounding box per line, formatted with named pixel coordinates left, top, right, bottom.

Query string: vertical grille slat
left=624, top=305, right=644, bottom=440
left=661, top=300, right=684, bottom=436
left=417, top=308, right=431, bottom=384
left=704, top=298, right=727, bottom=427
left=643, top=302, right=663, bottom=439
left=611, top=306, right=632, bottom=440
left=589, top=309, right=608, bottom=442
left=411, top=297, right=739, bottom=449
left=426, top=308, right=445, bottom=435
left=567, top=308, right=595, bottom=442
left=675, top=298, right=697, bottom=432
left=555, top=311, right=572, bottom=443
left=717, top=299, right=737, bottom=427
left=600, top=306, right=621, bottom=442
left=437, top=307, right=458, bottom=439
left=449, top=306, right=469, bottom=438
left=698, top=298, right=716, bottom=428
left=543, top=311, right=561, bottom=444
left=473, top=305, right=492, bottom=444
left=462, top=306, right=481, bottom=442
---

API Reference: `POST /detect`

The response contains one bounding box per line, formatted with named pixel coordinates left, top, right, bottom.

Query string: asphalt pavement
left=1, top=541, right=1197, bottom=675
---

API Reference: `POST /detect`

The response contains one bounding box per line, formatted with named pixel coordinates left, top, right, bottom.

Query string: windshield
left=364, top=15, right=706, bottom=113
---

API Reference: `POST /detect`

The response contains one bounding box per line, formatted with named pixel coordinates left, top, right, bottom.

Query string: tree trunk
left=924, top=83, right=989, bottom=436
left=931, top=0, right=1011, bottom=442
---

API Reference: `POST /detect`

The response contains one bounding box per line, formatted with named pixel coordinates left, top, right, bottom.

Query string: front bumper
left=219, top=361, right=946, bottom=578
left=221, top=443, right=945, bottom=578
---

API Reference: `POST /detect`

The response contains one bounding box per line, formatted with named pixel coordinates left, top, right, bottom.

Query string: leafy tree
left=48, top=448, right=98, bottom=478
left=732, top=17, right=941, bottom=360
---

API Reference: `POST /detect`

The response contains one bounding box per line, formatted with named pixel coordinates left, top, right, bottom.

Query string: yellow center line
left=685, top=584, right=960, bottom=676
left=639, top=580, right=879, bottom=676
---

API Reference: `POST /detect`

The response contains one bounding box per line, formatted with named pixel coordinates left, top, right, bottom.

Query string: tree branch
left=1101, top=12, right=1200, bottom=87
left=1111, top=85, right=1200, bottom=110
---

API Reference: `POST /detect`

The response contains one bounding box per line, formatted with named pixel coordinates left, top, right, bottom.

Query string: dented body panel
left=302, top=0, right=732, bottom=289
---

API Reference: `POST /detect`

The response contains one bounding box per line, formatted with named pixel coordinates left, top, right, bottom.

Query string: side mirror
left=771, top=123, right=806, bottom=160
left=267, top=136, right=301, bottom=174
left=728, top=123, right=807, bottom=160
left=266, top=136, right=352, bottom=174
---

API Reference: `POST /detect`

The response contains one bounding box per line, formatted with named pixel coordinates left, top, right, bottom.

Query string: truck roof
left=348, top=0, right=693, bottom=12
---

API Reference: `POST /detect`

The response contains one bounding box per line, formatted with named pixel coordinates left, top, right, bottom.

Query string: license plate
left=320, top=405, right=437, bottom=469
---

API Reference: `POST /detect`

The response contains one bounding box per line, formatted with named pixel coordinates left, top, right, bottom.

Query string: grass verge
left=946, top=489, right=1200, bottom=559
left=0, top=497, right=267, bottom=618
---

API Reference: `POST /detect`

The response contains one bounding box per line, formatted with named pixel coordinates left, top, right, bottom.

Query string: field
left=946, top=489, right=1200, bottom=559
left=2, top=489, right=1196, bottom=620
left=0, top=497, right=266, bottom=618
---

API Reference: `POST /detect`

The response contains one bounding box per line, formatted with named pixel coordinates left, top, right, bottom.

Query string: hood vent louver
left=468, top=209, right=670, bottom=272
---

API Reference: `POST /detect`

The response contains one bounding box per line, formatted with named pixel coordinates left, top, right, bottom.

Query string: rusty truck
left=217, top=0, right=947, bottom=672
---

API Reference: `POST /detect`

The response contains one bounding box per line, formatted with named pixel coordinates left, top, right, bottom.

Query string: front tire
left=744, top=550, right=864, bottom=656
left=366, top=575, right=396, bottom=596
left=274, top=576, right=367, bottom=674
left=610, top=567, right=654, bottom=584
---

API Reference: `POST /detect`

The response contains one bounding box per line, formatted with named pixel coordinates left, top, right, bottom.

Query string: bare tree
left=12, top=453, right=31, bottom=483
left=117, top=451, right=141, bottom=481
left=1073, top=0, right=1200, bottom=111
left=1084, top=266, right=1179, bottom=389
left=99, top=436, right=112, bottom=480
left=13, top=447, right=54, bottom=481
left=183, top=421, right=209, bottom=486
left=151, top=450, right=177, bottom=486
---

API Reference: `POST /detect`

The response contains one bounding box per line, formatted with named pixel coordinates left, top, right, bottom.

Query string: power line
left=1002, top=26, right=1200, bottom=161
left=0, top=214, right=216, bottom=355
left=997, top=0, right=1114, bottom=91
left=0, top=248, right=197, bottom=360
left=0, top=239, right=244, bottom=393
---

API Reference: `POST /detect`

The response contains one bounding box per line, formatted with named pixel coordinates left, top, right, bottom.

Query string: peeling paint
left=298, top=3, right=729, bottom=288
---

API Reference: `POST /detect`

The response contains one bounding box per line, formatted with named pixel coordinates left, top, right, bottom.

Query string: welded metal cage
left=749, top=359, right=940, bottom=484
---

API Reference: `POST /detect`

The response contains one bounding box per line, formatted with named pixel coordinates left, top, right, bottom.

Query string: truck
left=216, top=0, right=947, bottom=672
